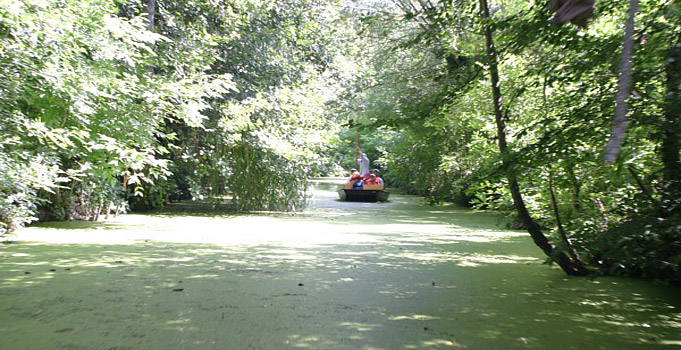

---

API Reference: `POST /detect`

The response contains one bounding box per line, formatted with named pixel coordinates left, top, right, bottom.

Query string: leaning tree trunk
left=478, top=0, right=590, bottom=276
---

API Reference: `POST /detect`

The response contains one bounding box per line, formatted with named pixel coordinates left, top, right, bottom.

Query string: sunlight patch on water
left=16, top=212, right=522, bottom=249
left=388, top=314, right=439, bottom=321
left=338, top=322, right=381, bottom=332
left=186, top=274, right=220, bottom=279
left=260, top=254, right=317, bottom=260
left=286, top=334, right=340, bottom=349
left=416, top=338, right=466, bottom=348
left=659, top=340, right=681, bottom=345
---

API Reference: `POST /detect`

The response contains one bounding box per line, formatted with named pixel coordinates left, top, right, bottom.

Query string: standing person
left=372, top=169, right=384, bottom=185
left=358, top=152, right=370, bottom=175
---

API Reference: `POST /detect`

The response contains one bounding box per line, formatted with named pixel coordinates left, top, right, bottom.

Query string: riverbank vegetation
left=1, top=0, right=679, bottom=283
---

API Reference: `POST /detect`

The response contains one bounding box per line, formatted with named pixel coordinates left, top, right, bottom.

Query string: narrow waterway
left=1, top=178, right=679, bottom=350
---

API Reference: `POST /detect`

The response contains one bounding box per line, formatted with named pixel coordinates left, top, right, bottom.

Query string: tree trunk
left=479, top=0, right=590, bottom=276
left=93, top=202, right=102, bottom=222
left=549, top=174, right=583, bottom=264
left=594, top=198, right=608, bottom=225
left=147, top=0, right=156, bottom=31
left=662, top=46, right=681, bottom=191
left=566, top=167, right=581, bottom=211
left=145, top=0, right=157, bottom=76
left=604, top=0, right=639, bottom=164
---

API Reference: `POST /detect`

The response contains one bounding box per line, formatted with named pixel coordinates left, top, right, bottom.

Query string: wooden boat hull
left=338, top=188, right=390, bottom=202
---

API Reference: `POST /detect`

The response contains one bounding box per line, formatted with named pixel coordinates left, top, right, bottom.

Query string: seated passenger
left=372, top=169, right=384, bottom=185
left=350, top=174, right=363, bottom=189
left=346, top=168, right=358, bottom=183
left=365, top=174, right=379, bottom=185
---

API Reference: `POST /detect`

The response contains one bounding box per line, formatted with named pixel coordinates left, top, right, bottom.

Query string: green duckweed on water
left=1, top=179, right=679, bottom=350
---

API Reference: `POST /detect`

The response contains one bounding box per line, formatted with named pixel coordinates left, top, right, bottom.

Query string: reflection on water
left=0, top=178, right=679, bottom=350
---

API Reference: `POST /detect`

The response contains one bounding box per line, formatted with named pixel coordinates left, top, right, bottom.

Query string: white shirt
left=358, top=153, right=370, bottom=175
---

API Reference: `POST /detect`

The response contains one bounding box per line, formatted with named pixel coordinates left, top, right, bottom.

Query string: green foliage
left=1, top=0, right=678, bottom=283
left=150, top=0, right=346, bottom=211
left=1, top=0, right=352, bottom=229
left=229, top=144, right=308, bottom=211
left=573, top=183, right=681, bottom=283
left=1, top=0, right=166, bottom=228
left=335, top=0, right=680, bottom=282
left=0, top=150, right=55, bottom=234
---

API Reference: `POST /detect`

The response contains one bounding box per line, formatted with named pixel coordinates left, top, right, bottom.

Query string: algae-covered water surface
left=1, top=179, right=679, bottom=350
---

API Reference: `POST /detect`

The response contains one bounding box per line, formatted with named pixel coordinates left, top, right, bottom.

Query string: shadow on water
left=30, top=220, right=130, bottom=231
left=146, top=199, right=238, bottom=219
left=0, top=178, right=679, bottom=350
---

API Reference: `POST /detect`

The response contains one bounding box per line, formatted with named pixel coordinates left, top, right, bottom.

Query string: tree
left=339, top=0, right=679, bottom=282
left=478, top=0, right=588, bottom=275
